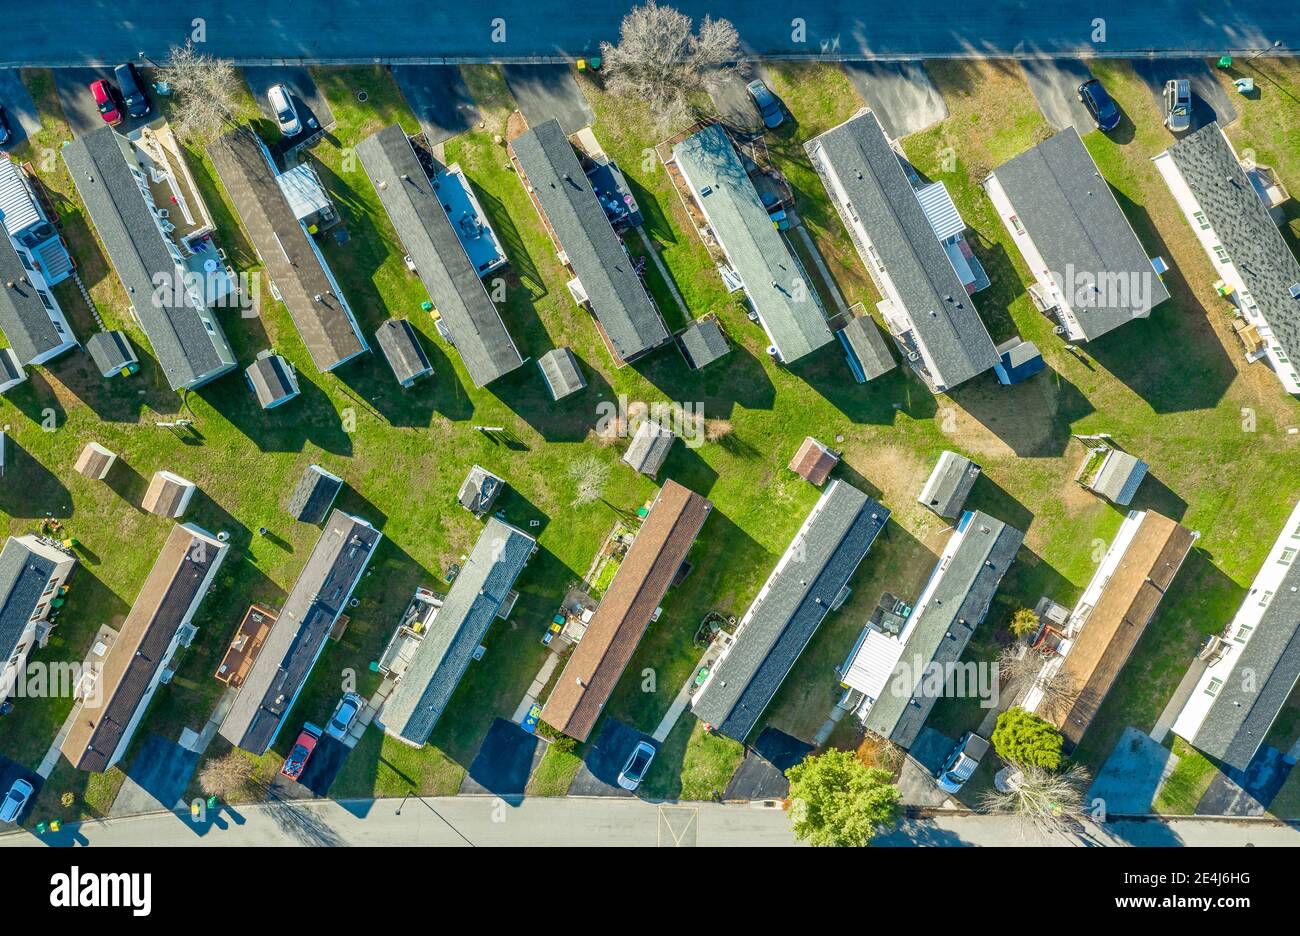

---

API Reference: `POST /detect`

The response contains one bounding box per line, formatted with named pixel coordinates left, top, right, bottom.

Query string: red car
left=90, top=79, right=123, bottom=126
left=279, top=723, right=322, bottom=781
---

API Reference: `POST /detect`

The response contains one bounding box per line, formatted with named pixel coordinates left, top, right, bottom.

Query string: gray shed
left=0, top=348, right=24, bottom=394
left=838, top=315, right=897, bottom=382
left=375, top=318, right=434, bottom=387
left=244, top=353, right=300, bottom=409
left=679, top=317, right=731, bottom=370
left=917, top=451, right=981, bottom=519
left=1090, top=450, right=1148, bottom=505
left=288, top=464, right=344, bottom=524
left=536, top=347, right=587, bottom=401
left=86, top=330, right=139, bottom=378
left=622, top=420, right=676, bottom=478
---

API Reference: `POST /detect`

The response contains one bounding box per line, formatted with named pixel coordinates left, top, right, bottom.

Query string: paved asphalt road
left=3, top=798, right=1299, bottom=846
left=1, top=3, right=1296, bottom=64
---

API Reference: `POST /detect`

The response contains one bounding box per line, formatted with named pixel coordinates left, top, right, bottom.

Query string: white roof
left=0, top=156, right=41, bottom=235
left=276, top=163, right=331, bottom=222
left=915, top=180, right=966, bottom=243
left=841, top=626, right=907, bottom=700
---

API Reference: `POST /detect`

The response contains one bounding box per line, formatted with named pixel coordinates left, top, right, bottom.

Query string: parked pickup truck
left=934, top=731, right=990, bottom=794
left=280, top=723, right=323, bottom=781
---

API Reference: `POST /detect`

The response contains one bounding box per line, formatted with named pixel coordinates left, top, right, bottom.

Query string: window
left=1010, top=215, right=1025, bottom=235
left=1234, top=624, right=1254, bottom=644
left=1291, top=520, right=1300, bottom=540
left=37, top=290, right=53, bottom=312
left=1192, top=210, right=1211, bottom=230
left=18, top=252, right=33, bottom=271
left=1259, top=590, right=1274, bottom=608
left=1205, top=677, right=1224, bottom=697
left=1213, top=244, right=1230, bottom=263
left=1281, top=547, right=1297, bottom=567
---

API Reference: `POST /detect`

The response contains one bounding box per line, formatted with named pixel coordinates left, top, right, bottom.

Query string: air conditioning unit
left=1198, top=634, right=1230, bottom=664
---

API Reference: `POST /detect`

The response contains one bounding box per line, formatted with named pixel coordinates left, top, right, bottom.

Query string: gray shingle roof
left=864, top=512, right=1023, bottom=748
left=287, top=464, right=344, bottom=524
left=380, top=518, right=535, bottom=745
left=1191, top=561, right=1300, bottom=771
left=245, top=354, right=298, bottom=408
left=838, top=315, right=896, bottom=381
left=679, top=316, right=731, bottom=370
left=622, top=420, right=675, bottom=478
left=1092, top=450, right=1148, bottom=505
left=86, top=330, right=137, bottom=376
left=692, top=480, right=890, bottom=742
left=511, top=119, right=668, bottom=363
left=64, top=127, right=235, bottom=390
left=674, top=125, right=833, bottom=364
left=374, top=318, right=434, bottom=386
left=208, top=130, right=368, bottom=373
left=1163, top=123, right=1300, bottom=365
left=218, top=511, right=381, bottom=754
left=989, top=128, right=1169, bottom=340
left=805, top=110, right=998, bottom=390
left=458, top=464, right=505, bottom=515
left=917, top=450, right=981, bottom=519
left=536, top=347, right=586, bottom=400
left=0, top=537, right=61, bottom=662
left=357, top=126, right=522, bottom=387
left=0, top=236, right=73, bottom=364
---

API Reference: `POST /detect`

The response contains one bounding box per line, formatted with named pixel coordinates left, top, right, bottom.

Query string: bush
left=992, top=707, right=1064, bottom=771
left=786, top=749, right=900, bottom=847
left=1009, top=607, right=1040, bottom=639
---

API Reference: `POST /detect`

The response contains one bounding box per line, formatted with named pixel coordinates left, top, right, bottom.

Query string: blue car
left=746, top=79, right=785, bottom=130
left=1078, top=78, right=1120, bottom=131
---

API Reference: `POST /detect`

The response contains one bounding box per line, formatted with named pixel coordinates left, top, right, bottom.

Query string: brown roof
left=540, top=480, right=711, bottom=740
left=1053, top=511, right=1196, bottom=746
left=214, top=603, right=279, bottom=689
left=74, top=442, right=116, bottom=480
left=62, top=525, right=228, bottom=772
left=789, top=437, right=838, bottom=485
left=142, top=471, right=194, bottom=517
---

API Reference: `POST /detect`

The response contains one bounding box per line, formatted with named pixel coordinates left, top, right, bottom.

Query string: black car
left=1078, top=78, right=1120, bottom=131
left=114, top=62, right=151, bottom=119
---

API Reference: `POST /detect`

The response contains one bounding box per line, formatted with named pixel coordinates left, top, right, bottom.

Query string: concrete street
left=0, top=2, right=1296, bottom=65
left=3, top=798, right=1298, bottom=846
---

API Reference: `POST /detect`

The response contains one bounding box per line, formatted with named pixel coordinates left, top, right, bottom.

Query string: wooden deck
left=214, top=604, right=278, bottom=689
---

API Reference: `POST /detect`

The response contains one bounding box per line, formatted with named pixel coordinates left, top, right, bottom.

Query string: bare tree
left=198, top=750, right=261, bottom=801
left=600, top=0, right=740, bottom=132
left=155, top=41, right=244, bottom=143
left=980, top=763, right=1091, bottom=839
left=997, top=645, right=1078, bottom=719
left=568, top=456, right=611, bottom=506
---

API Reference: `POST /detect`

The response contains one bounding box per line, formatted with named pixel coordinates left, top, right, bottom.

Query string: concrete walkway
left=511, top=651, right=561, bottom=724
left=792, top=225, right=849, bottom=317
left=652, top=642, right=725, bottom=742
left=36, top=705, right=80, bottom=778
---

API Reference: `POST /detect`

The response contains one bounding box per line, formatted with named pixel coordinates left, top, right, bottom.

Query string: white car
left=617, top=741, right=656, bottom=791
left=934, top=732, right=990, bottom=794
left=326, top=692, right=364, bottom=740
left=0, top=778, right=33, bottom=824
left=267, top=84, right=302, bottom=137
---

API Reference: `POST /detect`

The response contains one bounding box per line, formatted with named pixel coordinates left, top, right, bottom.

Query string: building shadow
left=212, top=365, right=356, bottom=455
left=498, top=348, right=614, bottom=444
left=791, top=346, right=937, bottom=425
left=0, top=433, right=72, bottom=519
left=949, top=367, right=1093, bottom=458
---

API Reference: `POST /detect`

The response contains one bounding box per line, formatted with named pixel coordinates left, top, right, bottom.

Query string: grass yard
left=1152, top=737, right=1220, bottom=815
left=2, top=54, right=1300, bottom=818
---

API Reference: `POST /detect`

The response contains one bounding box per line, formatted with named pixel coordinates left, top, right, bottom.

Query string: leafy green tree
left=1009, top=607, right=1040, bottom=639
left=786, top=749, right=900, bottom=847
left=992, top=707, right=1064, bottom=771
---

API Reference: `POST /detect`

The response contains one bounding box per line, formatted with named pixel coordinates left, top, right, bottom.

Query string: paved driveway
left=460, top=717, right=543, bottom=799
left=0, top=756, right=39, bottom=828
left=392, top=65, right=479, bottom=145
left=0, top=70, right=40, bottom=149
left=842, top=62, right=947, bottom=139
left=243, top=66, right=335, bottom=150
left=1130, top=58, right=1238, bottom=133
left=502, top=64, right=593, bottom=134
left=568, top=718, right=652, bottom=797
left=53, top=68, right=158, bottom=137
left=1088, top=725, right=1178, bottom=815
left=708, top=68, right=766, bottom=137
left=1020, top=58, right=1098, bottom=134
left=110, top=734, right=199, bottom=816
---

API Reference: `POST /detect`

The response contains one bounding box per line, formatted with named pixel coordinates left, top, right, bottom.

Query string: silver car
left=268, top=84, right=302, bottom=137
left=1163, top=79, right=1192, bottom=133
left=0, top=778, right=33, bottom=823
left=326, top=692, right=364, bottom=740
left=617, top=741, right=656, bottom=791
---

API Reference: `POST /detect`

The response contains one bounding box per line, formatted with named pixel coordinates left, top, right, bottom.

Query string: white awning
left=915, top=180, right=966, bottom=243
left=276, top=163, right=331, bottom=222
left=841, top=626, right=907, bottom=700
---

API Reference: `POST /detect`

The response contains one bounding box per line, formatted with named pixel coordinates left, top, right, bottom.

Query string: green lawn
left=1153, top=737, right=1219, bottom=815
left=2, top=55, right=1300, bottom=817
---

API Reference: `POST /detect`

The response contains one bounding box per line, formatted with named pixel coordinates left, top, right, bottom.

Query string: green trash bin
left=1218, top=55, right=1233, bottom=68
